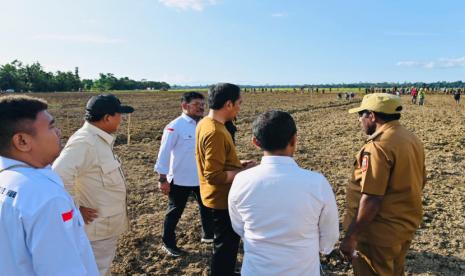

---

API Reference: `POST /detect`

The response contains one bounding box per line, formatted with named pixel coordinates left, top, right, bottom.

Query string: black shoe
left=161, top=244, right=185, bottom=257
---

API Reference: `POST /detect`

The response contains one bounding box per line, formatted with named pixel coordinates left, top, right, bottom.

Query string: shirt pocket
left=100, top=160, right=124, bottom=187
left=94, top=212, right=127, bottom=237
left=181, top=133, right=195, bottom=151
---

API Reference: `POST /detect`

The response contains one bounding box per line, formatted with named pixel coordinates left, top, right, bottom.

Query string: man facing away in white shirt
left=228, top=110, right=339, bottom=276
left=154, top=92, right=214, bottom=257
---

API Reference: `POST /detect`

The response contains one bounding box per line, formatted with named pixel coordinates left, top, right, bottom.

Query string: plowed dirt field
left=39, top=91, right=465, bottom=275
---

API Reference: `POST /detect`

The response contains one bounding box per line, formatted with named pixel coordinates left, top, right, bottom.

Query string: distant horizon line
left=170, top=81, right=465, bottom=88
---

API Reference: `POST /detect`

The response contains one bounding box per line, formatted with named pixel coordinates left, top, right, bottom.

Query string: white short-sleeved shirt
left=228, top=156, right=339, bottom=276
left=0, top=156, right=99, bottom=276
left=154, top=113, right=199, bottom=186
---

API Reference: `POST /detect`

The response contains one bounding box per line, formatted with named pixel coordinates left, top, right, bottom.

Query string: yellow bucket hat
left=349, top=93, right=402, bottom=114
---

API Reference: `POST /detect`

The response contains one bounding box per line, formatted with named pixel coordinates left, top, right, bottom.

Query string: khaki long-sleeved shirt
left=344, top=121, right=426, bottom=246
left=195, top=117, right=242, bottom=209
left=52, top=122, right=128, bottom=241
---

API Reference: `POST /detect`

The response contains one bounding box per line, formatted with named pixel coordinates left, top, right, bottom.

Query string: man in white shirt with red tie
left=228, top=110, right=339, bottom=276
left=155, top=92, right=214, bottom=257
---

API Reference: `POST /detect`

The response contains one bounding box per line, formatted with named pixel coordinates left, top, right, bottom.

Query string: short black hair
left=252, top=110, right=297, bottom=152
left=181, top=91, right=204, bottom=103
left=208, top=83, right=241, bottom=110
left=0, top=95, right=48, bottom=155
left=85, top=110, right=115, bottom=122
left=373, top=111, right=401, bottom=122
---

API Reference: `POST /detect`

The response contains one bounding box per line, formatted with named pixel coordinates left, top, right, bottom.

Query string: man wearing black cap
left=53, top=94, right=134, bottom=276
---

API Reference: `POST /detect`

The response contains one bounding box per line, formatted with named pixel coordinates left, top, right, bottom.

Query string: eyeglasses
left=358, top=110, right=370, bottom=118
left=189, top=102, right=205, bottom=108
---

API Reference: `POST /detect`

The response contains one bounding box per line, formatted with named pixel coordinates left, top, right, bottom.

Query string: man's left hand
left=158, top=181, right=170, bottom=195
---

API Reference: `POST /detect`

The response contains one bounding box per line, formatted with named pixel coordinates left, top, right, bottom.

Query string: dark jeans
left=210, top=209, right=240, bottom=276
left=162, top=184, right=213, bottom=247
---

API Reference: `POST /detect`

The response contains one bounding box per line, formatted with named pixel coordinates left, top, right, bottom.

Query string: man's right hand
left=79, top=206, right=98, bottom=224
left=241, top=160, right=257, bottom=169
left=159, top=181, right=170, bottom=195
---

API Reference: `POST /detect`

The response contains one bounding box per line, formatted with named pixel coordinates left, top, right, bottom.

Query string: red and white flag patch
left=62, top=209, right=74, bottom=222
left=361, top=156, right=369, bottom=172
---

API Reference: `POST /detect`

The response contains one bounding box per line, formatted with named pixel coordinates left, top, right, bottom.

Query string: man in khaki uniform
left=53, top=94, right=134, bottom=276
left=340, top=93, right=426, bottom=276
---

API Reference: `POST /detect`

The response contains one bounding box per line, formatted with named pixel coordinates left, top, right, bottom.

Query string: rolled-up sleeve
left=154, top=127, right=177, bottom=175
left=203, top=132, right=228, bottom=185
left=318, top=177, right=339, bottom=254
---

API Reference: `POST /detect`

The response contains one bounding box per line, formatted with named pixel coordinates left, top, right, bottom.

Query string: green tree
left=93, top=73, right=117, bottom=91
left=81, top=79, right=94, bottom=91
left=0, top=62, right=22, bottom=91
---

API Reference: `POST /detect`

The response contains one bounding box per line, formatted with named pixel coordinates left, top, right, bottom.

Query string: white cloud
left=33, top=34, right=124, bottom=44
left=271, top=12, right=287, bottom=18
left=158, top=0, right=217, bottom=11
left=396, top=61, right=422, bottom=67
left=436, top=57, right=465, bottom=68
left=397, top=57, right=465, bottom=69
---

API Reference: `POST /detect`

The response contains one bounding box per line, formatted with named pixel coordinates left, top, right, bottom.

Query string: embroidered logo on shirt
left=361, top=156, right=369, bottom=172
left=167, top=128, right=175, bottom=132
left=0, top=186, right=17, bottom=199
left=62, top=209, right=74, bottom=222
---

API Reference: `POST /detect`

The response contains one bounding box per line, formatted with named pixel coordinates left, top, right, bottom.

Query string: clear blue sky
left=1, top=0, right=464, bottom=85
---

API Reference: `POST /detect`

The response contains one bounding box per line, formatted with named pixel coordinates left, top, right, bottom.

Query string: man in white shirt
left=53, top=94, right=134, bottom=276
left=155, top=92, right=213, bottom=257
left=0, top=95, right=98, bottom=275
left=228, top=110, right=339, bottom=276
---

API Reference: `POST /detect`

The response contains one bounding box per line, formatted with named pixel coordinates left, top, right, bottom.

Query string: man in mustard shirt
left=340, top=93, right=426, bottom=275
left=195, top=83, right=255, bottom=276
left=53, top=94, right=134, bottom=276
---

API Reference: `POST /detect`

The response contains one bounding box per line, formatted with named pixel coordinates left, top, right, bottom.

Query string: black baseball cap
left=85, top=94, right=134, bottom=116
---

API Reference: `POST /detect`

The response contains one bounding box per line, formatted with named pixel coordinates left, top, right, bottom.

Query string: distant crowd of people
left=1, top=85, right=428, bottom=276
left=362, top=86, right=463, bottom=106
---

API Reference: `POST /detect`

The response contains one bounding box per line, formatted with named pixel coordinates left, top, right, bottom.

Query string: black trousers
left=162, top=184, right=214, bottom=248
left=210, top=209, right=240, bottom=276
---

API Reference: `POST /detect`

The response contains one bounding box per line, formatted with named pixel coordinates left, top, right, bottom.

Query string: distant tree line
left=0, top=60, right=170, bottom=92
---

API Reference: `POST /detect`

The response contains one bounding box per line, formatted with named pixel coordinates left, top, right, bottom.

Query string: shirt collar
left=181, top=113, right=197, bottom=125
left=260, top=155, right=298, bottom=166
left=83, top=121, right=115, bottom=145
left=0, top=156, right=28, bottom=170
left=0, top=156, right=64, bottom=186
